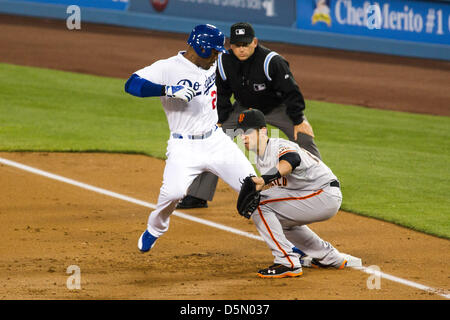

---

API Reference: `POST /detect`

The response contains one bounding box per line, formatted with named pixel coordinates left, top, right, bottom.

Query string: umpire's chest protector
left=219, top=45, right=282, bottom=110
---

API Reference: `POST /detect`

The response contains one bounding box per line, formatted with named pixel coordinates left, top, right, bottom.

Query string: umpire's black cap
left=230, top=22, right=255, bottom=44
left=236, top=109, right=266, bottom=131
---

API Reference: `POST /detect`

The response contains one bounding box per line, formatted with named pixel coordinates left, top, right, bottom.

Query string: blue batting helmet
left=187, top=24, right=227, bottom=58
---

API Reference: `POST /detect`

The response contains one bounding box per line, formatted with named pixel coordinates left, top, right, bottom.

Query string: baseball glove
left=237, top=175, right=261, bottom=219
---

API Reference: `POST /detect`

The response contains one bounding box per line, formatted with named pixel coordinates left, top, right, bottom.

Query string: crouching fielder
left=236, top=109, right=347, bottom=278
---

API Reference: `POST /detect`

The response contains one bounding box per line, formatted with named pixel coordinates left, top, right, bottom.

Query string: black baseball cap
left=230, top=22, right=255, bottom=45
left=236, top=109, right=266, bottom=131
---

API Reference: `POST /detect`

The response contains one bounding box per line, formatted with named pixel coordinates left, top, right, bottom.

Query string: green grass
left=304, top=102, right=450, bottom=239
left=1, top=63, right=449, bottom=239
left=0, top=63, right=169, bottom=157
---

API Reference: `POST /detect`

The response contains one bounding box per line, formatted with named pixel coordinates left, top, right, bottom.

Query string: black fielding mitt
left=237, top=175, right=261, bottom=219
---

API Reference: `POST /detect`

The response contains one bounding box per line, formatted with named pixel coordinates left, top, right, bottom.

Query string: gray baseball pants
left=253, top=184, right=344, bottom=268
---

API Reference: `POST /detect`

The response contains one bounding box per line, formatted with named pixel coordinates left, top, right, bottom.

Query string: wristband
left=261, top=169, right=281, bottom=185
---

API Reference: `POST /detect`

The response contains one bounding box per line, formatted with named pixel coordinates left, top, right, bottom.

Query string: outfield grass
left=0, top=63, right=169, bottom=157
left=1, top=63, right=449, bottom=239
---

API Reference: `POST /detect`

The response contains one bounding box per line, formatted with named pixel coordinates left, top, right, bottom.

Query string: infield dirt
left=0, top=14, right=449, bottom=300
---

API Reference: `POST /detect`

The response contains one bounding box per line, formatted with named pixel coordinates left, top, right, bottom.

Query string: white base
left=301, top=253, right=362, bottom=268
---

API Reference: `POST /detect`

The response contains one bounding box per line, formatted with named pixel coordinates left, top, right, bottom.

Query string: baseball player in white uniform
left=124, top=24, right=256, bottom=252
left=236, top=109, right=346, bottom=278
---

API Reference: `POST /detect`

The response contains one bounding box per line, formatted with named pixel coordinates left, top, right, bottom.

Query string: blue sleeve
left=124, top=74, right=165, bottom=97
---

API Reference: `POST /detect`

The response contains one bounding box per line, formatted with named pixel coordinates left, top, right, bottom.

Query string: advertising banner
left=18, top=0, right=129, bottom=11
left=128, top=0, right=296, bottom=27
left=297, top=0, right=450, bottom=45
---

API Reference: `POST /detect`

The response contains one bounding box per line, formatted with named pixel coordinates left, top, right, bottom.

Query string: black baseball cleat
left=176, top=195, right=208, bottom=209
left=257, top=264, right=303, bottom=279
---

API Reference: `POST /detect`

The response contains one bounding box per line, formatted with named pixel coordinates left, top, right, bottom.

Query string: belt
left=330, top=180, right=340, bottom=188
left=172, top=125, right=218, bottom=140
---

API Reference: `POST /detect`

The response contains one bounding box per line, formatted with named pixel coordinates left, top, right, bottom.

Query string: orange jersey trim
left=278, top=150, right=297, bottom=158
left=259, top=189, right=324, bottom=206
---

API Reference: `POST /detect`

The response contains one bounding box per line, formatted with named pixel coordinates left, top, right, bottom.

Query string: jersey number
left=211, top=90, right=217, bottom=109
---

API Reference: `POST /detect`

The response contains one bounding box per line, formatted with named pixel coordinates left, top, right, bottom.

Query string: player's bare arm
left=252, top=160, right=293, bottom=191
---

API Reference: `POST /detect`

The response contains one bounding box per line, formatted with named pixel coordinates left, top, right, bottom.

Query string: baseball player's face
left=240, top=129, right=259, bottom=152
left=198, top=49, right=219, bottom=69
left=231, top=38, right=258, bottom=61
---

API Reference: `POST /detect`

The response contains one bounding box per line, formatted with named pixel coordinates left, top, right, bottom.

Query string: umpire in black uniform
left=177, top=22, right=321, bottom=209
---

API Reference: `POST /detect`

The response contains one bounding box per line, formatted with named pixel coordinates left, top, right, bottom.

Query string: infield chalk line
left=1, top=156, right=448, bottom=300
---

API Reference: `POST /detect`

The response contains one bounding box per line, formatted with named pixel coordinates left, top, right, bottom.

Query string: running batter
left=124, top=24, right=256, bottom=252
left=236, top=109, right=347, bottom=278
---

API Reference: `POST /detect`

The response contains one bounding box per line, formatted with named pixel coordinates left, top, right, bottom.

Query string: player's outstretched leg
left=286, top=225, right=347, bottom=269
left=138, top=156, right=199, bottom=253
left=138, top=187, right=185, bottom=253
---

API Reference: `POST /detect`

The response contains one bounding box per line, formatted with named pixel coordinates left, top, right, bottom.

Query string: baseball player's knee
left=160, top=184, right=188, bottom=202
left=279, top=217, right=297, bottom=230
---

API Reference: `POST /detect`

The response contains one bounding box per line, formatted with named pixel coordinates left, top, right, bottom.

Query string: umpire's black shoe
left=176, top=195, right=208, bottom=209
left=257, top=264, right=303, bottom=278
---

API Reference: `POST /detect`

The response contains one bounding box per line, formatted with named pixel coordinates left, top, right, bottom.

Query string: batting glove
left=165, top=85, right=195, bottom=102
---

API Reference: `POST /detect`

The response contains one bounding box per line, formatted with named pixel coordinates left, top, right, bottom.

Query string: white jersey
left=135, top=51, right=218, bottom=135
left=257, top=138, right=337, bottom=191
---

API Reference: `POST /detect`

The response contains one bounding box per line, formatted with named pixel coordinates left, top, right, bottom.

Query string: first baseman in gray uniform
left=236, top=109, right=347, bottom=278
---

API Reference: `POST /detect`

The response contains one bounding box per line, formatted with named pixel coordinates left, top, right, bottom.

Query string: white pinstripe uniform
left=252, top=138, right=345, bottom=268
